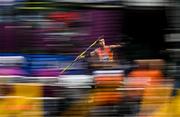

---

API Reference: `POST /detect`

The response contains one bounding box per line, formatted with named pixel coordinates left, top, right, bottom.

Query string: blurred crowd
left=0, top=0, right=180, bottom=117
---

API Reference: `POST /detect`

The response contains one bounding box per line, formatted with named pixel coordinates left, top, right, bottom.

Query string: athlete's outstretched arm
left=109, top=44, right=122, bottom=49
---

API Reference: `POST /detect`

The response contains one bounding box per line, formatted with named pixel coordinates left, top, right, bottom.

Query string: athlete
left=90, top=38, right=122, bottom=62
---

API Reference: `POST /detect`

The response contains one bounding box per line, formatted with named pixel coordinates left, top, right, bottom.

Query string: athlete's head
left=98, top=38, right=105, bottom=48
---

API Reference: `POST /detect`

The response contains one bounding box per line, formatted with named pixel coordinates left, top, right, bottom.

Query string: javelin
left=60, top=35, right=104, bottom=75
